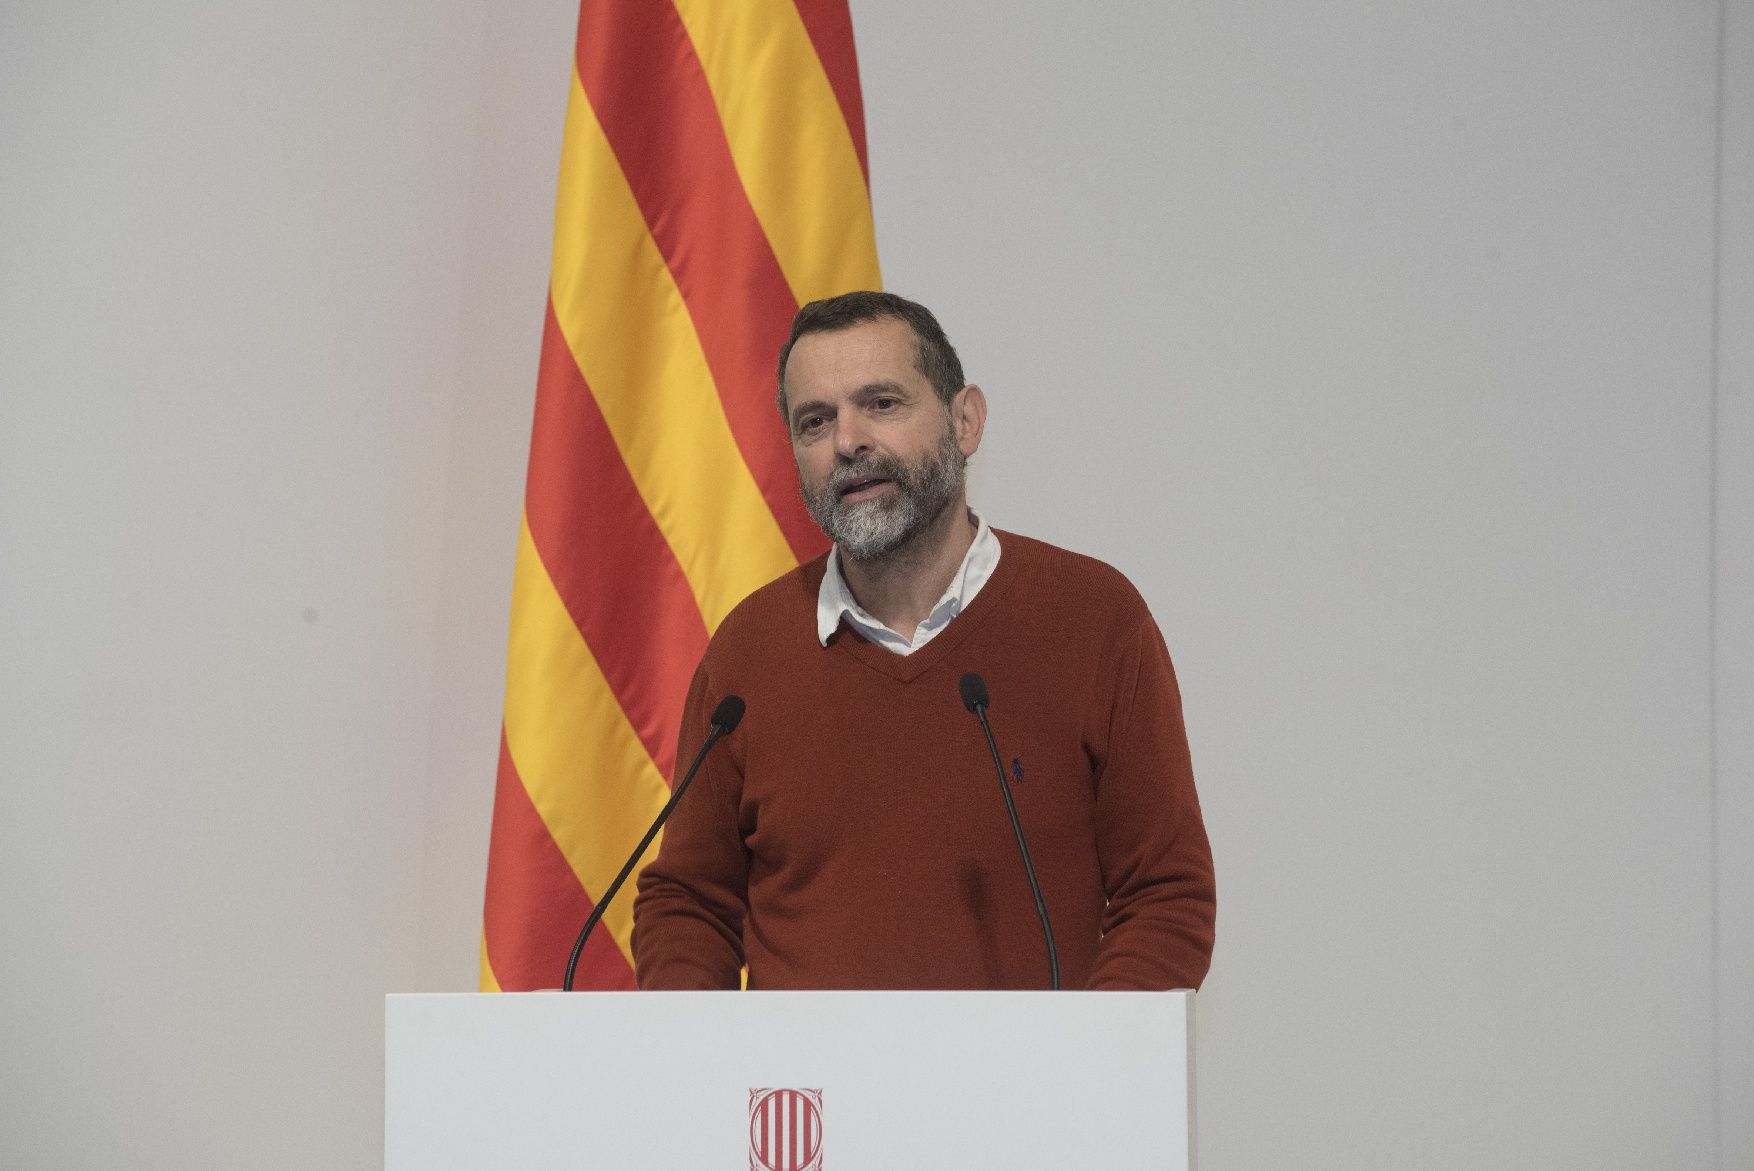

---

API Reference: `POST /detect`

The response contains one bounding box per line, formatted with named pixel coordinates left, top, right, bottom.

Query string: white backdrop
left=1, top=1, right=1747, bottom=1168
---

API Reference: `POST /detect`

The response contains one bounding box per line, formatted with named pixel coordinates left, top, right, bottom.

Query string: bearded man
left=631, top=292, right=1215, bottom=991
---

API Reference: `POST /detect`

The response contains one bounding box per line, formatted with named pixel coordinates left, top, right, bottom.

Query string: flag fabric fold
left=481, top=0, right=881, bottom=992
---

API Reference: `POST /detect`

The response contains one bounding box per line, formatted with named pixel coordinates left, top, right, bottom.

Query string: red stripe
left=788, top=1090, right=800, bottom=1170
left=525, top=300, right=705, bottom=780
left=574, top=1, right=829, bottom=564
left=779, top=1092, right=790, bottom=1170
left=482, top=731, right=636, bottom=990
left=792, top=0, right=871, bottom=184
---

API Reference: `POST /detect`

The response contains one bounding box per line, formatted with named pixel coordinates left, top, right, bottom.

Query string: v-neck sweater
left=631, top=530, right=1216, bottom=991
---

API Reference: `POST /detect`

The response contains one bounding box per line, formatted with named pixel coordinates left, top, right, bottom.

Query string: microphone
left=959, top=673, right=1061, bottom=990
left=561, top=695, right=746, bottom=991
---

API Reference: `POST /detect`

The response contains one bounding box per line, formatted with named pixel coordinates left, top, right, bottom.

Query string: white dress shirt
left=816, top=511, right=1002, bottom=655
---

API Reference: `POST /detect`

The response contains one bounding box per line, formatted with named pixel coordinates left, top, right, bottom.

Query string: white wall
left=1714, top=1, right=1754, bottom=1164
left=0, top=1, right=1744, bottom=1168
left=0, top=1, right=529, bottom=1165
left=853, top=3, right=1736, bottom=1166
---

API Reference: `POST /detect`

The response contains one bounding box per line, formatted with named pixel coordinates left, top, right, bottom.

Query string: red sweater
left=631, top=532, right=1215, bottom=990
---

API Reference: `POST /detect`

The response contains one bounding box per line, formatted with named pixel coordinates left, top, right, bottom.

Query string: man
left=631, top=292, right=1214, bottom=990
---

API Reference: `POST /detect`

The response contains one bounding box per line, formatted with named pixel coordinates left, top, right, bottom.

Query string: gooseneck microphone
left=958, top=673, right=1061, bottom=990
left=561, top=694, right=746, bottom=991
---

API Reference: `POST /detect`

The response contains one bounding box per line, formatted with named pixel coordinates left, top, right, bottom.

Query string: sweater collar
left=824, top=525, right=1026, bottom=685
left=817, top=511, right=1000, bottom=653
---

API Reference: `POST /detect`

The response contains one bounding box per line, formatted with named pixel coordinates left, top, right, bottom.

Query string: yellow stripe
left=502, top=518, right=673, bottom=966
left=479, top=932, right=502, bottom=992
left=550, top=74, right=797, bottom=628
left=671, top=0, right=881, bottom=303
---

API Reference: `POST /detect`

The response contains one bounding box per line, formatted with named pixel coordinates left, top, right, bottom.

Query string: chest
left=732, top=664, right=1103, bottom=876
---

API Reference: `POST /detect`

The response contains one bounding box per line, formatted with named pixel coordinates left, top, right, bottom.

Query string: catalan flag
left=480, top=0, right=881, bottom=991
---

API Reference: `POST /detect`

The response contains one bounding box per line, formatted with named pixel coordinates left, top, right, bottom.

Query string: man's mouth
left=837, top=476, right=894, bottom=503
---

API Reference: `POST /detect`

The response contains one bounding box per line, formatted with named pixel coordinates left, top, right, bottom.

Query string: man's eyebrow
left=850, top=380, right=908, bottom=400
left=789, top=382, right=908, bottom=423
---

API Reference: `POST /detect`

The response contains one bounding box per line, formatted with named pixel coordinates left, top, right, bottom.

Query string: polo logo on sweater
left=749, top=1087, right=823, bottom=1171
left=1011, top=757, right=1025, bottom=783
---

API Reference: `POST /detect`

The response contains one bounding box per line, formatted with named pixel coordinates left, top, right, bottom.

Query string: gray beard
left=801, top=425, right=965, bottom=563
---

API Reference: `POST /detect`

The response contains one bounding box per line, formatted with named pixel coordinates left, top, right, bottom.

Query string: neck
left=840, top=498, right=977, bottom=641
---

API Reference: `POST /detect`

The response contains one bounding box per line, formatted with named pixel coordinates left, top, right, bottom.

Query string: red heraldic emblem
left=748, top=1087, right=824, bottom=1171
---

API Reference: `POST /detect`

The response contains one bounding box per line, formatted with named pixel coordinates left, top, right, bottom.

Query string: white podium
left=386, top=991, right=1194, bottom=1170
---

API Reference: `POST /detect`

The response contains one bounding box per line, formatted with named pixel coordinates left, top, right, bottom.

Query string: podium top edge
left=385, top=989, right=1194, bottom=1002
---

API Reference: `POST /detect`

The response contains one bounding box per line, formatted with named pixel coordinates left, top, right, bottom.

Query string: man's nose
left=834, top=415, right=873, bottom=460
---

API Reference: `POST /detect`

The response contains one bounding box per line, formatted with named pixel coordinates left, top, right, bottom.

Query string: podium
left=386, top=990, right=1194, bottom=1169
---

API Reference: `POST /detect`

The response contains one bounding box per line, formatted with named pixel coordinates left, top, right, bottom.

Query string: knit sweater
left=631, top=531, right=1215, bottom=991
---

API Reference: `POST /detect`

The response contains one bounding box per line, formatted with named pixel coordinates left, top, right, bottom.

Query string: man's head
left=775, top=291, right=966, bottom=421
left=776, top=292, right=985, bottom=563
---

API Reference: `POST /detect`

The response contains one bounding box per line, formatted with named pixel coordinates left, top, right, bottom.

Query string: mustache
left=827, top=454, right=910, bottom=496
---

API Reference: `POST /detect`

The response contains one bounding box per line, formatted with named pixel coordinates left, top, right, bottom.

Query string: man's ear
left=951, top=384, right=987, bottom=458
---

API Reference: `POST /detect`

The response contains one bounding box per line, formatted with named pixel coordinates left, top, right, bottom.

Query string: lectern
left=386, top=990, right=1194, bottom=1170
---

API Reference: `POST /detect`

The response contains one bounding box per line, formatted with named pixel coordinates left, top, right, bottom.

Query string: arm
left=1086, top=617, right=1217, bottom=990
left=630, top=665, right=749, bottom=989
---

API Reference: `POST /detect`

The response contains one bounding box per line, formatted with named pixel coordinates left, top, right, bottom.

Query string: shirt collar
left=816, top=511, right=1001, bottom=652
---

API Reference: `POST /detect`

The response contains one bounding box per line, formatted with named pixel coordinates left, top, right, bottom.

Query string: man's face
left=782, top=317, right=976, bottom=562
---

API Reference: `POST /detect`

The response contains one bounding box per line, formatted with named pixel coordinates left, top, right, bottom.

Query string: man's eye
left=799, top=415, right=825, bottom=433
left=872, top=397, right=897, bottom=410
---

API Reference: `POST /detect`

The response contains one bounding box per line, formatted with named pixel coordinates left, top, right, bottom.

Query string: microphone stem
left=561, top=722, right=726, bottom=992
left=975, top=704, right=1061, bottom=990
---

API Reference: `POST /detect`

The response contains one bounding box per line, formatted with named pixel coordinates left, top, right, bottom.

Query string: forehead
left=783, top=317, right=925, bottom=397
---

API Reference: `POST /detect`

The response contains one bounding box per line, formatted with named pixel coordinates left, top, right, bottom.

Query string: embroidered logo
left=749, top=1087, right=823, bottom=1171
left=1010, top=756, right=1025, bottom=783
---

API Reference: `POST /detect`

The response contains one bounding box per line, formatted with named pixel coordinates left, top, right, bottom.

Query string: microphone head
left=709, top=694, right=746, bottom=734
left=958, top=672, right=989, bottom=713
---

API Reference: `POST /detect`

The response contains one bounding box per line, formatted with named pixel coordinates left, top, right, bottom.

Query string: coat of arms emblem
left=748, top=1087, right=823, bottom=1171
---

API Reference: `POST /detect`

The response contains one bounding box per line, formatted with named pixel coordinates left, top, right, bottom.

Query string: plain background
left=2, top=1, right=1748, bottom=1167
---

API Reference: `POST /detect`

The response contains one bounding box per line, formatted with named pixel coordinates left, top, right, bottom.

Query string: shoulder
left=701, top=552, right=829, bottom=667
left=993, top=530, right=1153, bottom=621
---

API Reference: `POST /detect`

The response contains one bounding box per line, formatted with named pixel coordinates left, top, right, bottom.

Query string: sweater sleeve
left=630, top=664, right=748, bottom=989
left=1086, top=615, right=1216, bottom=991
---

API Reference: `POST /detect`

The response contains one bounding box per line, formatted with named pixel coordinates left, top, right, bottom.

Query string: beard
left=800, top=424, right=966, bottom=563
